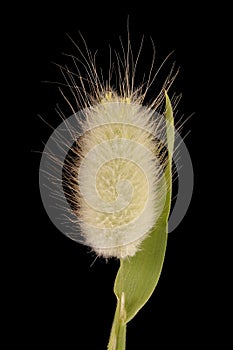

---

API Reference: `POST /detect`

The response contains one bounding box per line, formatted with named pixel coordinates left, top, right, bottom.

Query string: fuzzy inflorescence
left=54, top=35, right=176, bottom=259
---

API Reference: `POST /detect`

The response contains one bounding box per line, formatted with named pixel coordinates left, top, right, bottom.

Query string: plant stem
left=107, top=293, right=126, bottom=350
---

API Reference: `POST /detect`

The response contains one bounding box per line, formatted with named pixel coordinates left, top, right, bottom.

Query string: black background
left=13, top=1, right=225, bottom=348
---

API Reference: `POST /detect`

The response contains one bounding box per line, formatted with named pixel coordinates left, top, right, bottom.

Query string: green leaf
left=107, top=92, right=174, bottom=349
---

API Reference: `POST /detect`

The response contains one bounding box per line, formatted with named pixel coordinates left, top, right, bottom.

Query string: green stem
left=107, top=293, right=126, bottom=350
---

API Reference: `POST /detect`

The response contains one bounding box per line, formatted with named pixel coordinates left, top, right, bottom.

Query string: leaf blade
left=113, top=92, right=174, bottom=323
